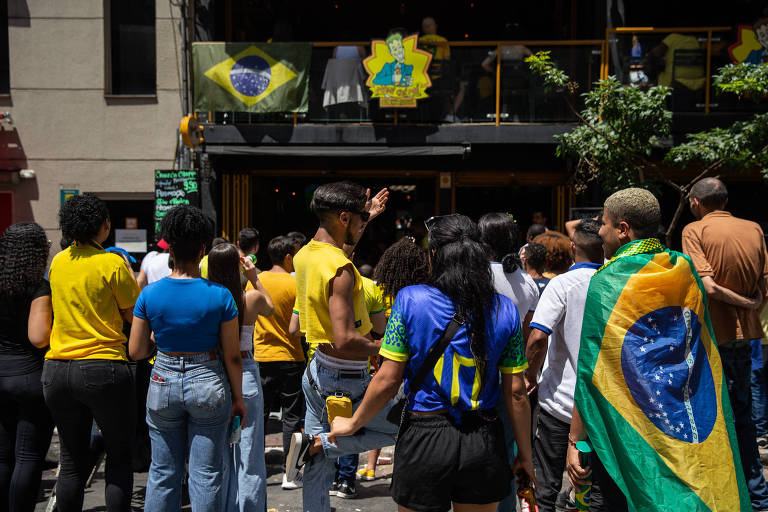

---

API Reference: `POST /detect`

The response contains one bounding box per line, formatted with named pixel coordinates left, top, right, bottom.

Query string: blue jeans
left=496, top=398, right=517, bottom=512
left=720, top=343, right=768, bottom=511
left=144, top=352, right=232, bottom=512
left=224, top=357, right=267, bottom=512
left=302, top=356, right=398, bottom=512
left=336, top=454, right=358, bottom=484
left=750, top=339, right=768, bottom=437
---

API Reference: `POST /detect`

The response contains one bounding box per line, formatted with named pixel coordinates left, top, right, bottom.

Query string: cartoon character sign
left=729, top=19, right=768, bottom=64
left=363, top=33, right=432, bottom=108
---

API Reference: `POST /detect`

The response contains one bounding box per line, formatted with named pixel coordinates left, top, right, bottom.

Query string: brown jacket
left=682, top=211, right=768, bottom=343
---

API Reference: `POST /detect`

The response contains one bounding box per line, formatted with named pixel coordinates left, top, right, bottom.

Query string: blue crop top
left=133, top=277, right=238, bottom=352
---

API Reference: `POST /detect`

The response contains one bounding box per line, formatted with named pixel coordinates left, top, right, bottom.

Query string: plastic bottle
left=573, top=440, right=593, bottom=511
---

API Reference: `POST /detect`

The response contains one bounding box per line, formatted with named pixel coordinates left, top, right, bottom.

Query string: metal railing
left=603, top=27, right=734, bottom=114
left=197, top=28, right=767, bottom=125
left=197, top=39, right=603, bottom=126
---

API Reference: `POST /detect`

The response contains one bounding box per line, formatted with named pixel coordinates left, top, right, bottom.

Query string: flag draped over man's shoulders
left=575, top=238, right=749, bottom=511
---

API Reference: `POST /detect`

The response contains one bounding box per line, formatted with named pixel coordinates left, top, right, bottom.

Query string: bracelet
left=568, top=433, right=580, bottom=448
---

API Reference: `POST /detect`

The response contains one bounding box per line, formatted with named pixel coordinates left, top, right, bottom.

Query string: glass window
left=0, top=0, right=9, bottom=94
left=107, top=0, right=156, bottom=95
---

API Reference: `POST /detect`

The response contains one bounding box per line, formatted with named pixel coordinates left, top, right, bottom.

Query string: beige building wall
left=1, top=0, right=184, bottom=252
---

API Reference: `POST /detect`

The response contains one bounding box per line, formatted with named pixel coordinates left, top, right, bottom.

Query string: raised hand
left=365, top=188, right=389, bottom=222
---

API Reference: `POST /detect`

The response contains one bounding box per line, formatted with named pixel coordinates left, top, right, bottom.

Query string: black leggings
left=42, top=359, right=135, bottom=512
left=0, top=369, right=55, bottom=512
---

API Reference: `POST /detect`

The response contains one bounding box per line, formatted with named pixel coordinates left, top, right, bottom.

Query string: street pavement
left=32, top=416, right=768, bottom=511
left=33, top=416, right=397, bottom=512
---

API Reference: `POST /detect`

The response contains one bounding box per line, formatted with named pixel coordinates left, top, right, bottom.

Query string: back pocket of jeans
left=190, top=374, right=227, bottom=413
left=80, top=363, right=116, bottom=390
left=147, top=375, right=171, bottom=411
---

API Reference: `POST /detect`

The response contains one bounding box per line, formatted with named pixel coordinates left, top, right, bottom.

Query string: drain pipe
left=180, top=0, right=190, bottom=168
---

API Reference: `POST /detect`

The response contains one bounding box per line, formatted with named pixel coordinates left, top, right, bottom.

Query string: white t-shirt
left=530, top=262, right=600, bottom=424
left=140, top=251, right=171, bottom=284
left=490, top=262, right=539, bottom=318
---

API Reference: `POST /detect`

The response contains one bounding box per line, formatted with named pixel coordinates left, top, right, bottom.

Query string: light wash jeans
left=302, top=356, right=398, bottom=512
left=224, top=357, right=267, bottom=512
left=144, top=352, right=231, bottom=512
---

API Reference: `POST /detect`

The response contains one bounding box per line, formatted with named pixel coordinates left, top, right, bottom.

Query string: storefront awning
left=201, top=144, right=470, bottom=157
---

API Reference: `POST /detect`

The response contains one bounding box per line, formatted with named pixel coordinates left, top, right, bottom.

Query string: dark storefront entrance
left=217, top=169, right=566, bottom=268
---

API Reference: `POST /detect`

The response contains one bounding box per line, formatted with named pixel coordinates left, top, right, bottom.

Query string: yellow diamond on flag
left=203, top=46, right=297, bottom=106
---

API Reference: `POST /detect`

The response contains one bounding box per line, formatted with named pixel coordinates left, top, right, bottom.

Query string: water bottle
left=573, top=440, right=593, bottom=511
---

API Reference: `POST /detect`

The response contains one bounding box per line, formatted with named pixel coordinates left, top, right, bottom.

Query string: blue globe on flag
left=229, top=56, right=271, bottom=97
left=620, top=306, right=717, bottom=444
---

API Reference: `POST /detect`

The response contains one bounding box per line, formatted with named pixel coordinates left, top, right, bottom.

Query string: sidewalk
left=33, top=417, right=396, bottom=512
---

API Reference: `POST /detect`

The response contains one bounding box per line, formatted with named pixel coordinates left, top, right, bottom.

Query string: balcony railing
left=196, top=28, right=767, bottom=126
left=604, top=26, right=768, bottom=114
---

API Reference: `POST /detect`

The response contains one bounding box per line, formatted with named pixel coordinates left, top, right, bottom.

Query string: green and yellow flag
left=193, top=43, right=311, bottom=113
left=576, top=239, right=749, bottom=511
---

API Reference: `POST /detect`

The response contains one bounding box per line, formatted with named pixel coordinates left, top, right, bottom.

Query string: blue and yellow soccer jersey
left=380, top=284, right=526, bottom=418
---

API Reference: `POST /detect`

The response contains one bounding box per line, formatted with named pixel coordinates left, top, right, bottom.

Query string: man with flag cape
left=567, top=188, right=750, bottom=511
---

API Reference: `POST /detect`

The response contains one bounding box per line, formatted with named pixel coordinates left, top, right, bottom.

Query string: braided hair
left=0, top=222, right=48, bottom=298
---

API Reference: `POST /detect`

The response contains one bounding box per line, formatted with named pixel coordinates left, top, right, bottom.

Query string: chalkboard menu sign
left=154, top=170, right=200, bottom=236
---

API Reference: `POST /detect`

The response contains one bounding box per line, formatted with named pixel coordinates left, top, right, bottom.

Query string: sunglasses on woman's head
left=424, top=213, right=462, bottom=232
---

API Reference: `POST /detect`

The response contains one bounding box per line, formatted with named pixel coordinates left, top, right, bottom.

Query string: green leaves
left=524, top=51, right=576, bottom=92
left=713, top=62, right=768, bottom=99
left=526, top=50, right=672, bottom=193
left=526, top=54, right=768, bottom=192
left=665, top=113, right=768, bottom=177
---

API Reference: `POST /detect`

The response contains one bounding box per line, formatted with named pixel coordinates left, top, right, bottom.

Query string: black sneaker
left=286, top=433, right=314, bottom=482
left=336, top=480, right=357, bottom=499
left=329, top=480, right=340, bottom=496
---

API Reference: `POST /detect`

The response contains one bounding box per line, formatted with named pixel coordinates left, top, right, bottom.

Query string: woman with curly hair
left=207, top=242, right=274, bottom=512
left=373, top=236, right=430, bottom=316
left=45, top=194, right=140, bottom=512
left=0, top=222, right=54, bottom=512
left=128, top=205, right=247, bottom=512
left=532, top=231, right=573, bottom=278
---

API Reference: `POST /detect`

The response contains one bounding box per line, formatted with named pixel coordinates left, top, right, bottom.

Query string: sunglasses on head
left=424, top=213, right=462, bottom=232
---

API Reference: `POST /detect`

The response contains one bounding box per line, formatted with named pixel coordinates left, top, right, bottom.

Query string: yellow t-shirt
left=419, top=34, right=450, bottom=80
left=293, top=240, right=371, bottom=345
left=200, top=254, right=209, bottom=278
left=362, top=277, right=385, bottom=316
left=249, top=271, right=304, bottom=362
left=48, top=243, right=140, bottom=360
left=658, top=33, right=705, bottom=90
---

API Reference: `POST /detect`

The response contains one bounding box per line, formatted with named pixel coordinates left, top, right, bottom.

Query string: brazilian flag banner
left=575, top=239, right=749, bottom=511
left=193, top=43, right=311, bottom=113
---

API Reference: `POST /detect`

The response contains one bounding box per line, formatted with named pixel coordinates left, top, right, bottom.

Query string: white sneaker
left=282, top=471, right=303, bottom=490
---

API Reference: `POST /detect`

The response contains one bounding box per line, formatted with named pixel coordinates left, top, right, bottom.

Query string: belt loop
left=209, top=350, right=217, bottom=361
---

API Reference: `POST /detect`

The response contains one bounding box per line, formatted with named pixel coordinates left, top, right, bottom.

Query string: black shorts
left=391, top=412, right=512, bottom=512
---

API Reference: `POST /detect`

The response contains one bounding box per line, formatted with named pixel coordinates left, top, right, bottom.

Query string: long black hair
left=373, top=237, right=429, bottom=300
left=0, top=222, right=49, bottom=298
left=428, top=215, right=496, bottom=391
left=478, top=212, right=522, bottom=273
left=207, top=243, right=245, bottom=325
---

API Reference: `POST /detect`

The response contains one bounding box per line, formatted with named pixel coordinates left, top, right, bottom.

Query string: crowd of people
left=0, top=177, right=767, bottom=512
